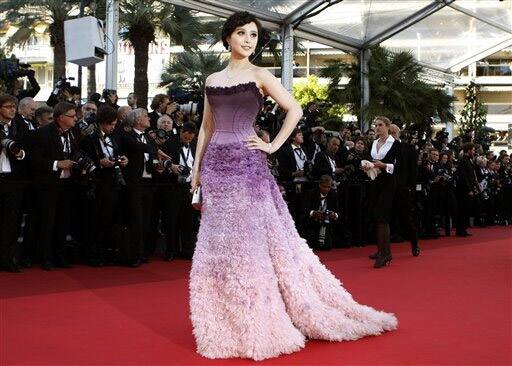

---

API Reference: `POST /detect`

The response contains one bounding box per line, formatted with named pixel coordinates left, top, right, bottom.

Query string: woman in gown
left=365, top=117, right=401, bottom=268
left=189, top=11, right=398, bottom=361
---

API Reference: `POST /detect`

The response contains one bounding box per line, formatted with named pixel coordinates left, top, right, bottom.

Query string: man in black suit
left=166, top=122, right=198, bottom=259
left=148, top=94, right=178, bottom=132
left=15, top=97, right=37, bottom=130
left=455, top=142, right=479, bottom=236
left=31, top=102, right=80, bottom=270
left=0, top=94, right=29, bottom=272
left=389, top=124, right=420, bottom=256
left=312, top=136, right=342, bottom=180
left=80, top=105, right=128, bottom=266
left=121, top=108, right=162, bottom=267
left=302, top=175, right=339, bottom=250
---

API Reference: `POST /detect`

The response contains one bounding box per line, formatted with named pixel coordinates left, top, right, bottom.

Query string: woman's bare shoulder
left=205, top=71, right=226, bottom=87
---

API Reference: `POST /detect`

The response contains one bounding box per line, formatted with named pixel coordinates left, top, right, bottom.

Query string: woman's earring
left=228, top=44, right=231, bottom=51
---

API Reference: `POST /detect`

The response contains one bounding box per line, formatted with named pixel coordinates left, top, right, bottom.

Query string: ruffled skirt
left=189, top=142, right=398, bottom=361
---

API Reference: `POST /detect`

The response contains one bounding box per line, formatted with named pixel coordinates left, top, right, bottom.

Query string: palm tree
left=119, top=0, right=205, bottom=109
left=321, top=46, right=455, bottom=130
left=0, top=0, right=81, bottom=85
left=160, top=50, right=228, bottom=102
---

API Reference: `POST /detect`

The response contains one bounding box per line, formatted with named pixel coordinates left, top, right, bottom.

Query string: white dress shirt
left=291, top=143, right=306, bottom=171
left=371, top=135, right=395, bottom=174
left=179, top=144, right=194, bottom=183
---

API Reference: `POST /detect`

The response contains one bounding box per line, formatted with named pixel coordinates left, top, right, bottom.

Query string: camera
left=72, top=151, right=96, bottom=175
left=154, top=128, right=170, bottom=140
left=112, top=157, right=126, bottom=187
left=0, top=129, right=22, bottom=155
left=0, top=56, right=35, bottom=95
left=177, top=165, right=191, bottom=184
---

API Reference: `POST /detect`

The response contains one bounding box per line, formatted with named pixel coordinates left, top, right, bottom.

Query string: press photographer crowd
left=0, top=72, right=511, bottom=272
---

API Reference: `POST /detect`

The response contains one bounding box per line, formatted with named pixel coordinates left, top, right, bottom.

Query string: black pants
left=127, top=180, right=154, bottom=261
left=90, top=181, right=119, bottom=261
left=36, top=179, right=74, bottom=264
left=0, top=178, right=24, bottom=267
left=171, top=183, right=199, bottom=258
left=391, top=185, right=418, bottom=242
left=456, top=189, right=472, bottom=234
left=20, top=182, right=38, bottom=263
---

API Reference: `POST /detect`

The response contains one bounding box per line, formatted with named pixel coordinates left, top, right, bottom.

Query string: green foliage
left=321, top=46, right=455, bottom=130
left=160, top=50, right=228, bottom=101
left=292, top=75, right=328, bottom=106
left=459, top=81, right=492, bottom=148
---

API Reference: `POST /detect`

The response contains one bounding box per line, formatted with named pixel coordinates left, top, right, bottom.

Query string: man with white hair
left=15, top=97, right=37, bottom=130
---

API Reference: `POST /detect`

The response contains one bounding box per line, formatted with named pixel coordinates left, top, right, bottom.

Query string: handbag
left=191, top=186, right=203, bottom=211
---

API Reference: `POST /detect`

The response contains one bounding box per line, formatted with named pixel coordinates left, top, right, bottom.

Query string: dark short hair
left=68, top=86, right=81, bottom=95
left=353, top=136, right=366, bottom=146
left=181, top=122, right=197, bottom=134
left=462, top=142, right=475, bottom=153
left=221, top=11, right=263, bottom=50
left=96, top=105, right=117, bottom=125
left=0, top=94, right=17, bottom=107
left=150, top=94, right=170, bottom=111
left=53, top=102, right=76, bottom=121
left=289, top=128, right=302, bottom=142
left=35, top=105, right=53, bottom=120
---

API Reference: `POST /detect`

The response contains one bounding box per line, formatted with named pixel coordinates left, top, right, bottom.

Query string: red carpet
left=1, top=227, right=510, bottom=365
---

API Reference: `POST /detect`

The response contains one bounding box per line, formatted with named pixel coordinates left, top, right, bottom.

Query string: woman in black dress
left=364, top=116, right=401, bottom=268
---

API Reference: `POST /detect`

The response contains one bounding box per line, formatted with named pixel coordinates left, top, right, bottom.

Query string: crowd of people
left=0, top=82, right=511, bottom=273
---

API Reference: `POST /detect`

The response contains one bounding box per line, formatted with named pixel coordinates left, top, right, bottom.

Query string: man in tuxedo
left=166, top=122, right=198, bottom=259
left=34, top=105, right=54, bottom=127
left=80, top=105, right=128, bottom=266
left=127, top=92, right=138, bottom=109
left=148, top=94, right=178, bottom=131
left=455, top=143, right=479, bottom=236
left=121, top=108, right=160, bottom=267
left=302, top=175, right=339, bottom=250
left=313, top=136, right=342, bottom=180
left=389, top=124, right=420, bottom=256
left=31, top=102, right=80, bottom=270
left=15, top=97, right=37, bottom=130
left=0, top=94, right=29, bottom=272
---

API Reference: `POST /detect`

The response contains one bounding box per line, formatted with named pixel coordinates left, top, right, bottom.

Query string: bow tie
left=182, top=144, right=190, bottom=149
left=294, top=147, right=302, bottom=151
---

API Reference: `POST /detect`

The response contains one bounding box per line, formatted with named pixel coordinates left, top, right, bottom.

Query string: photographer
left=15, top=97, right=37, bottom=130
left=34, top=105, right=54, bottom=128
left=46, top=77, right=79, bottom=107
left=418, top=148, right=441, bottom=238
left=127, top=92, right=138, bottom=109
left=0, top=56, right=40, bottom=99
left=120, top=108, right=169, bottom=267
left=102, top=89, right=120, bottom=110
left=148, top=94, right=178, bottom=131
left=455, top=143, right=479, bottom=237
left=31, top=102, right=83, bottom=270
left=166, top=122, right=199, bottom=260
left=302, top=175, right=339, bottom=250
left=80, top=105, right=128, bottom=266
left=312, top=136, right=342, bottom=180
left=0, top=94, right=28, bottom=272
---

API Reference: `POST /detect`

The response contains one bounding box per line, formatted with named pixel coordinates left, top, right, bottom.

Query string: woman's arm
left=190, top=89, right=215, bottom=192
left=245, top=68, right=303, bottom=154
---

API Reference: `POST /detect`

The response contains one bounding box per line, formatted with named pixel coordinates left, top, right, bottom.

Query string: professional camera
left=77, top=116, right=97, bottom=137
left=0, top=129, right=22, bottom=155
left=177, top=164, right=191, bottom=184
left=55, top=75, right=75, bottom=91
left=112, top=157, right=126, bottom=187
left=0, top=56, right=34, bottom=94
left=154, top=128, right=171, bottom=140
left=72, top=151, right=96, bottom=175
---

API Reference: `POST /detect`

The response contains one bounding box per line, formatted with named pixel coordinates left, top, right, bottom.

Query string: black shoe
left=129, top=258, right=143, bottom=268
left=374, top=254, right=392, bottom=268
left=411, top=241, right=420, bottom=257
left=4, top=260, right=22, bottom=273
left=89, top=259, right=105, bottom=267
left=456, top=231, right=471, bottom=237
left=42, top=261, right=55, bottom=271
left=368, top=252, right=378, bottom=260
left=163, top=253, right=175, bottom=261
left=142, top=256, right=149, bottom=264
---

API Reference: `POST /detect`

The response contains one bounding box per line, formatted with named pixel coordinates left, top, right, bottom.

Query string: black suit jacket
left=456, top=155, right=478, bottom=193
left=119, top=129, right=158, bottom=185
left=80, top=130, right=122, bottom=182
left=1, top=119, right=30, bottom=180
left=302, top=187, right=339, bottom=222
left=312, top=151, right=338, bottom=179
left=31, top=123, right=80, bottom=183
left=277, top=143, right=313, bottom=181
left=148, top=111, right=160, bottom=131
left=396, top=142, right=418, bottom=188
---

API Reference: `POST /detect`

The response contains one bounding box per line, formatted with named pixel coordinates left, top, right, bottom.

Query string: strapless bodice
left=205, top=82, right=263, bottom=144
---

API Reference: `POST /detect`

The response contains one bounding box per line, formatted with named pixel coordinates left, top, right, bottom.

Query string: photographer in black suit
left=0, top=94, right=29, bottom=272
left=148, top=94, right=178, bottom=131
left=80, top=106, right=128, bottom=266
left=31, top=102, right=81, bottom=270
left=302, top=175, right=339, bottom=250
left=455, top=142, right=479, bottom=236
left=312, top=136, right=342, bottom=180
left=166, top=122, right=199, bottom=259
left=121, top=108, right=168, bottom=267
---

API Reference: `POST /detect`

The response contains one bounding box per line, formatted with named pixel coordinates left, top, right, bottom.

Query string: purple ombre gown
left=189, top=81, right=398, bottom=361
